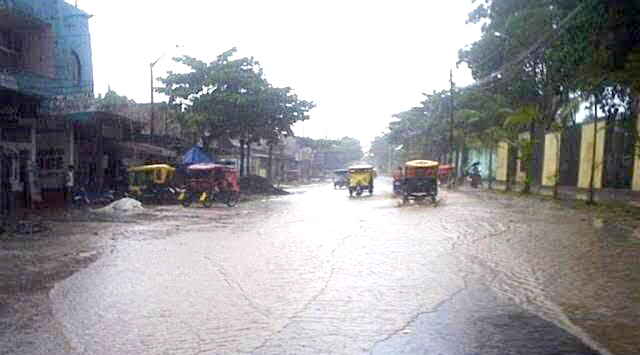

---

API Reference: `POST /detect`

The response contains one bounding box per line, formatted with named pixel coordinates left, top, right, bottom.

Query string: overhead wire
left=461, top=0, right=595, bottom=91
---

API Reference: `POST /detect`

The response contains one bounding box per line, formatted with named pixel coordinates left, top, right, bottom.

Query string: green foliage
left=96, top=89, right=136, bottom=111
left=156, top=48, right=315, bottom=148
left=299, top=136, right=364, bottom=169
left=380, top=0, right=640, bottom=192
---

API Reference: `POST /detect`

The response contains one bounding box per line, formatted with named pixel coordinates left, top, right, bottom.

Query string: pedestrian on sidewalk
left=65, top=165, right=74, bottom=207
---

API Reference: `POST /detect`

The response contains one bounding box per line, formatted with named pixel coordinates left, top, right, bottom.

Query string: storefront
left=36, top=115, right=72, bottom=203
left=117, top=141, right=178, bottom=167
left=0, top=90, right=40, bottom=210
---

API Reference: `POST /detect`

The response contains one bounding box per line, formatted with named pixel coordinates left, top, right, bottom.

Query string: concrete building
left=0, top=0, right=94, bottom=210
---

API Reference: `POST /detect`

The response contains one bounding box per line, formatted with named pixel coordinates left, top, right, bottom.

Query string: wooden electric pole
left=449, top=69, right=455, bottom=167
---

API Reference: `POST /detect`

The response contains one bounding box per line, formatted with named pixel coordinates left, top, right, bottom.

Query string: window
left=68, top=51, right=81, bottom=84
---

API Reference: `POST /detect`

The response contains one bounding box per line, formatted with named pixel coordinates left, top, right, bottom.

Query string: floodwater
left=3, top=180, right=639, bottom=354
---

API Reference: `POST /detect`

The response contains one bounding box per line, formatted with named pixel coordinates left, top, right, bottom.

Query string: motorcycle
left=468, top=174, right=482, bottom=188
left=73, top=187, right=115, bottom=207
left=466, top=164, right=482, bottom=188
left=393, top=179, right=403, bottom=195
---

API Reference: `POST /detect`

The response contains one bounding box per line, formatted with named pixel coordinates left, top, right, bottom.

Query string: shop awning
left=117, top=141, right=177, bottom=159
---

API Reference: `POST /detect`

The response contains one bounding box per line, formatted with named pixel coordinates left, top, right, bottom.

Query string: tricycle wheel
left=202, top=192, right=214, bottom=208
left=226, top=191, right=240, bottom=207
left=180, top=192, right=193, bottom=207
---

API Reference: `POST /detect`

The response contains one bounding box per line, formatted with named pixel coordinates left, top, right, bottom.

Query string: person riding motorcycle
left=467, top=162, right=482, bottom=188
left=392, top=166, right=403, bottom=195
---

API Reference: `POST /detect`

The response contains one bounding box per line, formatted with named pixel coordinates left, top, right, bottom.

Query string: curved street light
left=150, top=44, right=183, bottom=145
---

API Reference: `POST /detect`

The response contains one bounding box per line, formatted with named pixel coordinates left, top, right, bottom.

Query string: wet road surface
left=5, top=180, right=635, bottom=354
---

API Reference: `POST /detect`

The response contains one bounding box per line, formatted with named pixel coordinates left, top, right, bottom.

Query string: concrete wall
left=495, top=141, right=508, bottom=181
left=633, top=110, right=640, bottom=192
left=542, top=132, right=560, bottom=187
left=486, top=109, right=640, bottom=205
left=577, top=121, right=606, bottom=189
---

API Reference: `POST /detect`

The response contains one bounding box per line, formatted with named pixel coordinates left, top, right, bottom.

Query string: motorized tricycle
left=333, top=169, right=349, bottom=189
left=177, top=163, right=240, bottom=208
left=347, top=164, right=375, bottom=197
left=398, top=160, right=439, bottom=204
left=127, top=164, right=177, bottom=204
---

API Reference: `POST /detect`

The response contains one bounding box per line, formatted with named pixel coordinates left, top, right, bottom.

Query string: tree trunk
left=239, top=139, right=245, bottom=177
left=267, top=143, right=274, bottom=183
left=589, top=95, right=598, bottom=204
left=246, top=141, right=251, bottom=176
left=454, top=149, right=460, bottom=179
left=524, top=119, right=535, bottom=194
left=488, top=144, right=493, bottom=190
left=201, top=135, right=211, bottom=157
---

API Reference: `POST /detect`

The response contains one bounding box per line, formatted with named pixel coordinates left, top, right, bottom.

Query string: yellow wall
left=578, top=121, right=606, bottom=189
left=496, top=141, right=509, bottom=181
left=516, top=132, right=530, bottom=183
left=633, top=113, right=640, bottom=191
left=542, top=132, right=560, bottom=187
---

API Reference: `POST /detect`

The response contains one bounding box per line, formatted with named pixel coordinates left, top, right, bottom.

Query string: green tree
left=157, top=48, right=314, bottom=175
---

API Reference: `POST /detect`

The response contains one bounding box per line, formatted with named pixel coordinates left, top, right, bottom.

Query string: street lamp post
left=150, top=45, right=182, bottom=145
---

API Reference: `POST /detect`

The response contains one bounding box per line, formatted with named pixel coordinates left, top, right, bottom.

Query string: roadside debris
left=239, top=175, right=289, bottom=195
left=94, top=198, right=144, bottom=214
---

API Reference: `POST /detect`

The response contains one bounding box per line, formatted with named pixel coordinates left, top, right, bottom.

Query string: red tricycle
left=177, top=163, right=240, bottom=207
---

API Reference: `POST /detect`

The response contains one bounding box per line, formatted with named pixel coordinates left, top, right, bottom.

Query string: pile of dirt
left=239, top=175, right=289, bottom=195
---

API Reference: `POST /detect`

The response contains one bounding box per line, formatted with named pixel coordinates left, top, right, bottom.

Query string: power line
left=465, top=0, right=594, bottom=91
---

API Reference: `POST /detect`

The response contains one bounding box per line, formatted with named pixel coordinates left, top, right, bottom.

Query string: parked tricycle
left=127, top=164, right=177, bottom=204
left=177, top=163, right=240, bottom=208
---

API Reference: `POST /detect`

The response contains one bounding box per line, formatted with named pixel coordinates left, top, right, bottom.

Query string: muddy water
left=45, top=181, right=633, bottom=354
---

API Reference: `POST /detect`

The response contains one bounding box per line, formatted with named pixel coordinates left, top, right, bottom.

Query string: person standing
left=65, top=165, right=74, bottom=207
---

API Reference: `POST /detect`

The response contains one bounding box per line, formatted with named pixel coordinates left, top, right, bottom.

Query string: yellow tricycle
left=347, top=164, right=375, bottom=197
left=127, top=164, right=177, bottom=204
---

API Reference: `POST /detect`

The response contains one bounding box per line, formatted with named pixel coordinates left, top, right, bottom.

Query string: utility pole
left=150, top=45, right=183, bottom=146
left=150, top=63, right=155, bottom=145
left=449, top=69, right=455, bottom=166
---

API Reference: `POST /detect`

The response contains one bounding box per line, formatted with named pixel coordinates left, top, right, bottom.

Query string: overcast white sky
left=71, top=0, right=482, bottom=149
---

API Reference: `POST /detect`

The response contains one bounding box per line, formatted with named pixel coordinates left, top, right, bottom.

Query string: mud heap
left=239, top=175, right=289, bottom=195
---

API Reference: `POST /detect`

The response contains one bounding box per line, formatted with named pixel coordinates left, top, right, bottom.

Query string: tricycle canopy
left=404, top=160, right=439, bottom=168
left=127, top=164, right=176, bottom=185
left=347, top=164, right=374, bottom=172
left=187, top=163, right=231, bottom=172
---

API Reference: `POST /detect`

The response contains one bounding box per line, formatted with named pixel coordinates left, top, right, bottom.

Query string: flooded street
left=3, top=181, right=639, bottom=354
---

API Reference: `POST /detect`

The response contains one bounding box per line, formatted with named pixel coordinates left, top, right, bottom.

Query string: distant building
left=211, top=136, right=311, bottom=182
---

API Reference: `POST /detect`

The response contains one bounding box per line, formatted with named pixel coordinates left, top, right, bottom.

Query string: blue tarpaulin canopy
left=182, top=147, right=214, bottom=165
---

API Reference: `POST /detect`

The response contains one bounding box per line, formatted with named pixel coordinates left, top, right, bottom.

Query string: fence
left=493, top=114, right=640, bottom=203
